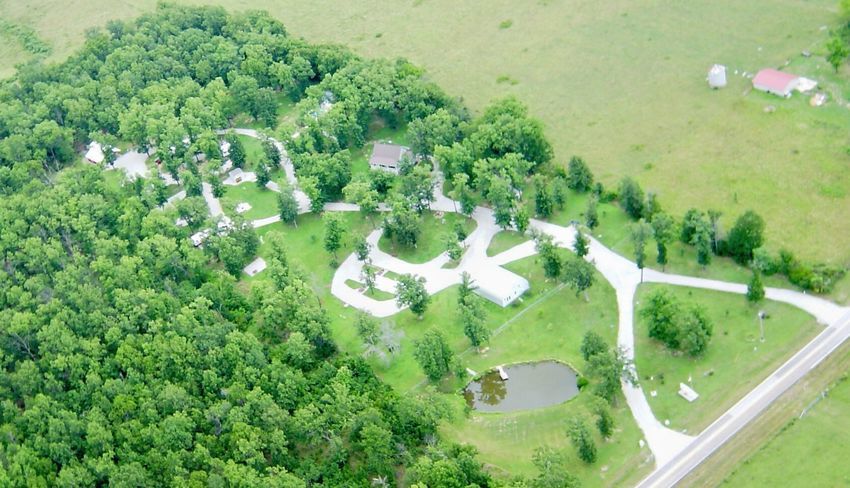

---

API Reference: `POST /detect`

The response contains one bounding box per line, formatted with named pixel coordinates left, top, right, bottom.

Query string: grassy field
left=2, top=0, right=848, bottom=264
left=220, top=183, right=280, bottom=221
left=378, top=212, right=476, bottom=263
left=246, top=215, right=649, bottom=483
left=487, top=230, right=530, bottom=256
left=634, top=284, right=822, bottom=433
left=721, top=373, right=850, bottom=486
left=680, top=338, right=850, bottom=487
left=442, top=256, right=653, bottom=486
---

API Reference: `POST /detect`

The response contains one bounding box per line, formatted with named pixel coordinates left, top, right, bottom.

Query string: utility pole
left=758, top=310, right=766, bottom=342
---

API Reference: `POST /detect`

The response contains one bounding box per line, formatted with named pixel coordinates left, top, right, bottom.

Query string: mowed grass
left=3, top=0, right=847, bottom=263
left=634, top=284, right=822, bottom=433
left=486, top=230, right=529, bottom=257
left=721, top=374, right=850, bottom=487
left=442, top=256, right=653, bottom=486
left=220, top=183, right=281, bottom=221
left=378, top=211, right=476, bottom=263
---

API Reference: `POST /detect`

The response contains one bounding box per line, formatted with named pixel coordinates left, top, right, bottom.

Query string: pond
left=463, top=360, right=580, bottom=413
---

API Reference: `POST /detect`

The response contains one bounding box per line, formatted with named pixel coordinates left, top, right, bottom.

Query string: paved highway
left=637, top=308, right=850, bottom=488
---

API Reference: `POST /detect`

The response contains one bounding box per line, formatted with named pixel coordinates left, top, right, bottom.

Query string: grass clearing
left=486, top=230, right=529, bottom=256
left=220, top=183, right=280, bottom=221
left=441, top=255, right=653, bottom=486
left=680, top=339, right=850, bottom=487
left=720, top=372, right=850, bottom=487
left=634, top=284, right=822, bottom=432
left=378, top=211, right=476, bottom=263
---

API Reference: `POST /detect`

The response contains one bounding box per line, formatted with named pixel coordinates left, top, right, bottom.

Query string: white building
left=85, top=141, right=105, bottom=164
left=369, top=143, right=412, bottom=174
left=468, top=266, right=529, bottom=307
left=244, top=257, right=267, bottom=276
left=707, top=64, right=727, bottom=88
left=190, top=229, right=212, bottom=247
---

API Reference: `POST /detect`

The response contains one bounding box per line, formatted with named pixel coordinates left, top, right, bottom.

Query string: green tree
left=631, top=219, right=652, bottom=280
left=256, top=162, right=271, bottom=189
left=534, top=231, right=563, bottom=279
left=573, top=230, right=589, bottom=258
left=277, top=182, right=300, bottom=226
left=679, top=305, right=713, bottom=357
left=226, top=133, right=246, bottom=168
left=726, top=210, right=765, bottom=265
left=530, top=446, right=580, bottom=488
left=618, top=177, right=644, bottom=220
left=566, top=417, right=597, bottom=464
left=747, top=270, right=765, bottom=304
left=567, top=156, right=594, bottom=192
left=562, top=256, right=595, bottom=302
left=354, top=234, right=371, bottom=262
left=585, top=194, right=599, bottom=229
left=533, top=175, right=554, bottom=218
left=323, top=212, right=346, bottom=264
left=206, top=170, right=225, bottom=198
left=827, top=36, right=849, bottom=72
left=580, top=331, right=608, bottom=362
left=586, top=348, right=632, bottom=403
left=444, top=233, right=463, bottom=261
left=397, top=274, right=430, bottom=318
left=450, top=173, right=477, bottom=216
left=692, top=217, right=713, bottom=267
left=458, top=273, right=489, bottom=348
left=343, top=176, right=380, bottom=224
left=551, top=176, right=568, bottom=210
left=513, top=204, right=530, bottom=234
left=593, top=397, right=615, bottom=439
left=413, top=330, right=453, bottom=381
left=641, top=289, right=682, bottom=349
left=651, top=212, right=675, bottom=270
left=355, top=314, right=379, bottom=348
left=383, top=196, right=422, bottom=248
left=362, top=262, right=377, bottom=295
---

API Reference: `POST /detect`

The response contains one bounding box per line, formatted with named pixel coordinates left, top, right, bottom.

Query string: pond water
left=463, top=360, right=580, bottom=413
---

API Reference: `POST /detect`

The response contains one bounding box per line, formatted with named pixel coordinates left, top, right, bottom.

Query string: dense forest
left=0, top=5, right=528, bottom=487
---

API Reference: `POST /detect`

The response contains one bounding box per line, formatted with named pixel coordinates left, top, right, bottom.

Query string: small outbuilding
left=369, top=143, right=412, bottom=174
left=85, top=142, right=105, bottom=164
left=468, top=266, right=529, bottom=308
left=752, top=68, right=799, bottom=97
left=243, top=257, right=267, bottom=276
left=707, top=64, right=727, bottom=88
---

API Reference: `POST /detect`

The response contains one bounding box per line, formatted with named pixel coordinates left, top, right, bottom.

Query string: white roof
left=244, top=257, right=267, bottom=276
left=709, top=64, right=725, bottom=74
left=85, top=142, right=105, bottom=163
left=468, top=266, right=529, bottom=304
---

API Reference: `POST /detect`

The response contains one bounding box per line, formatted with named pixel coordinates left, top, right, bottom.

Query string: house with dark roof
left=369, top=143, right=412, bottom=174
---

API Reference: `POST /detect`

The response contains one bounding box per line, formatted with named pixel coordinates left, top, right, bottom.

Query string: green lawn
left=378, top=211, right=476, bottom=264
left=634, top=284, right=822, bottom=433
left=220, top=183, right=281, bottom=221
left=441, top=255, right=652, bottom=487
left=486, top=230, right=530, bottom=257
left=722, top=374, right=850, bottom=487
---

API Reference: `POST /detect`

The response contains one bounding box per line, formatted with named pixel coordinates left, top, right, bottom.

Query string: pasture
left=1, top=0, right=848, bottom=264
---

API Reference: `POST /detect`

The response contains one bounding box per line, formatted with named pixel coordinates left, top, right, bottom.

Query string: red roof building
left=752, top=69, right=799, bottom=97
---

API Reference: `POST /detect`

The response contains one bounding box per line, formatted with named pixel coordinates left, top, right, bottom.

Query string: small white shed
left=468, top=266, right=529, bottom=307
left=85, top=142, right=105, bottom=164
left=707, top=64, right=727, bottom=89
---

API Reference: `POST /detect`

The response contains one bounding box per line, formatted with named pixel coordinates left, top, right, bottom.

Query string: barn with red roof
left=752, top=68, right=799, bottom=97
